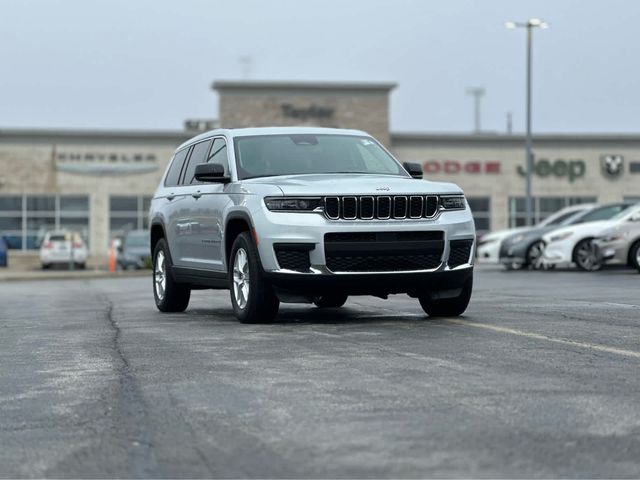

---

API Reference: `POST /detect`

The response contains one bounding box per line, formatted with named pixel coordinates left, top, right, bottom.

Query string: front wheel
left=573, top=239, right=601, bottom=271
left=153, top=239, right=190, bottom=312
left=630, top=241, right=640, bottom=273
left=313, top=294, right=348, bottom=308
left=229, top=232, right=279, bottom=323
left=419, top=275, right=473, bottom=317
left=526, top=240, right=546, bottom=270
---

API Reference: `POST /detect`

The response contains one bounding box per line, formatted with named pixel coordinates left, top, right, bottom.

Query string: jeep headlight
left=440, top=195, right=466, bottom=210
left=549, top=231, right=573, bottom=243
left=264, top=197, right=322, bottom=212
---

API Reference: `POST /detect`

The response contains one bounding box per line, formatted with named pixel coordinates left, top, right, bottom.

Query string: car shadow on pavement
left=177, top=305, right=429, bottom=325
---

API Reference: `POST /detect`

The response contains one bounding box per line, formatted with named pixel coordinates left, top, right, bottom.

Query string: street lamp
left=505, top=18, right=549, bottom=226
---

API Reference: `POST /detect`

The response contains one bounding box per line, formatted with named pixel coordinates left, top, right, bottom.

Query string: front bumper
left=592, top=238, right=629, bottom=265
left=541, top=238, right=574, bottom=266
left=252, top=207, right=475, bottom=294
left=476, top=240, right=500, bottom=264
left=499, top=241, right=529, bottom=266
left=264, top=266, right=473, bottom=297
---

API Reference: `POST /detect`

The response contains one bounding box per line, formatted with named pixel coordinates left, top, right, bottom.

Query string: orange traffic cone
left=108, top=245, right=116, bottom=273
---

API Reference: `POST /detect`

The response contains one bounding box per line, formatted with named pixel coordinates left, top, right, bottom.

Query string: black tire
left=313, top=294, right=348, bottom=308
left=630, top=241, right=640, bottom=273
left=526, top=240, right=545, bottom=270
left=229, top=232, right=279, bottom=323
left=419, top=275, right=473, bottom=317
left=573, top=238, right=601, bottom=271
left=153, top=238, right=190, bottom=312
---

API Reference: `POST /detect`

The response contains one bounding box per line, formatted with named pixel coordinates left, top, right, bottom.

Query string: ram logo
left=601, top=154, right=624, bottom=178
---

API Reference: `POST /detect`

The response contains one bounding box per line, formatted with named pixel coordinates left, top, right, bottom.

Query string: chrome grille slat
left=409, top=196, right=423, bottom=218
left=377, top=196, right=391, bottom=219
left=425, top=195, right=439, bottom=218
left=324, top=195, right=440, bottom=220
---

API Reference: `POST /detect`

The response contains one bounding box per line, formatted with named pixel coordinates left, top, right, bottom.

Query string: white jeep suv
left=149, top=127, right=475, bottom=323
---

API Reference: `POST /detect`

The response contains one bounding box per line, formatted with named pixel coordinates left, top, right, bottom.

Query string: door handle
left=192, top=191, right=202, bottom=199
left=166, top=193, right=175, bottom=201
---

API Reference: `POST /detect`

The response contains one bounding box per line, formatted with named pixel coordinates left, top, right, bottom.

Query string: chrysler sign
left=55, top=151, right=159, bottom=175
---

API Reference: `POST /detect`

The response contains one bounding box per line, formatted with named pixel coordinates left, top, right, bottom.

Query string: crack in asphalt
left=102, top=298, right=160, bottom=478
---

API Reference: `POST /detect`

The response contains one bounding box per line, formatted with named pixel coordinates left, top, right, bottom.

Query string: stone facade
left=214, top=81, right=395, bottom=146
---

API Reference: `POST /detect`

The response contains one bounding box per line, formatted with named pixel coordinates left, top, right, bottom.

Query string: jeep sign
left=517, top=158, right=586, bottom=183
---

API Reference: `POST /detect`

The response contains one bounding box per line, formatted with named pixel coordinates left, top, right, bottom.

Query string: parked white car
left=476, top=204, right=593, bottom=264
left=40, top=230, right=88, bottom=269
left=593, top=210, right=640, bottom=272
left=541, top=203, right=639, bottom=271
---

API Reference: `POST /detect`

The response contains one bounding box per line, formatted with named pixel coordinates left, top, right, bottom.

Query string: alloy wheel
left=233, top=247, right=250, bottom=309
left=575, top=240, right=600, bottom=271
left=154, top=250, right=166, bottom=300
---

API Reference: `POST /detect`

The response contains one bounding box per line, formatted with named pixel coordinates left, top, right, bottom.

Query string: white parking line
left=446, top=318, right=640, bottom=360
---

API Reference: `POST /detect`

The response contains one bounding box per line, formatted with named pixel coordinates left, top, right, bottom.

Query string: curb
left=0, top=270, right=150, bottom=282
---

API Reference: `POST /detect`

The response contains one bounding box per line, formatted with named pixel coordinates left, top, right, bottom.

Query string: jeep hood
left=245, top=174, right=463, bottom=196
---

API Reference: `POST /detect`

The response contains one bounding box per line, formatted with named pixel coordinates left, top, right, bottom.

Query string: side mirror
left=403, top=162, right=423, bottom=179
left=194, top=163, right=230, bottom=183
left=629, top=214, right=640, bottom=222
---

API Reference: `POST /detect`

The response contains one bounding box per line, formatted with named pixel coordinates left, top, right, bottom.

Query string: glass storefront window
left=60, top=196, right=89, bottom=212
left=0, top=196, right=22, bottom=211
left=508, top=196, right=597, bottom=228
left=0, top=195, right=90, bottom=250
left=27, top=196, right=56, bottom=212
left=467, top=197, right=490, bottom=234
left=109, top=195, right=152, bottom=240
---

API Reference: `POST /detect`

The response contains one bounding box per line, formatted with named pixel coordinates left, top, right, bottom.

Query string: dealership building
left=1, top=80, right=639, bottom=260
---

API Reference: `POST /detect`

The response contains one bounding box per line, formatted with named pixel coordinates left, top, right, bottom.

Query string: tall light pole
left=466, top=87, right=485, bottom=134
left=505, top=18, right=548, bottom=226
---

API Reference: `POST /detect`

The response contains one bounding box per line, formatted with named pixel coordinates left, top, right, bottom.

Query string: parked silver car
left=593, top=209, right=640, bottom=273
left=149, top=127, right=475, bottom=323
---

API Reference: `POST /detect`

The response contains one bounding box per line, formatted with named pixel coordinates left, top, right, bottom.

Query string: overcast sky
left=1, top=0, right=638, bottom=134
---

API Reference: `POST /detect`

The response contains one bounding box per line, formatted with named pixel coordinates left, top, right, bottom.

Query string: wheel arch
left=571, top=236, right=595, bottom=263
left=627, top=237, right=640, bottom=266
left=224, top=211, right=255, bottom=269
left=150, top=222, right=166, bottom=258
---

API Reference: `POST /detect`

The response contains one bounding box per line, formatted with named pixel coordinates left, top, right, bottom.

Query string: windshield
left=572, top=204, right=632, bottom=223
left=233, top=134, right=407, bottom=180
left=125, top=233, right=150, bottom=248
left=610, top=204, right=640, bottom=221
left=540, top=209, right=586, bottom=227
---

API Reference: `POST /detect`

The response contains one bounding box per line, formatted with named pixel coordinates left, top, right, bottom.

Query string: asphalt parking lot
left=1, top=266, right=639, bottom=478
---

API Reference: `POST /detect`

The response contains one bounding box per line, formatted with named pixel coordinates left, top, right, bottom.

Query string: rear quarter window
left=164, top=148, right=190, bottom=187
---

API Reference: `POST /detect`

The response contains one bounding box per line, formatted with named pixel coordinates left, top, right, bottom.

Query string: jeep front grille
left=324, top=231, right=444, bottom=272
left=324, top=195, right=439, bottom=220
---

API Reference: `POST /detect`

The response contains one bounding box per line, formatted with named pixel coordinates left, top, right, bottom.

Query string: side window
left=576, top=205, right=625, bottom=223
left=181, top=140, right=213, bottom=185
left=164, top=148, right=189, bottom=187
left=206, top=138, right=229, bottom=175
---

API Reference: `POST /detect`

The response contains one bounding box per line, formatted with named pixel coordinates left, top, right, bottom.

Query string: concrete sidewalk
left=0, top=268, right=150, bottom=282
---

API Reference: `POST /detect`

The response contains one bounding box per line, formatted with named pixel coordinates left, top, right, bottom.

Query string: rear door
left=172, top=138, right=213, bottom=268
left=162, top=146, right=192, bottom=266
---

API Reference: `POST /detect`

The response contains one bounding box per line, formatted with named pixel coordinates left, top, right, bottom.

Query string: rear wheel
left=153, top=239, right=190, bottom=312
left=630, top=241, right=640, bottom=273
left=573, top=239, right=601, bottom=271
left=313, top=294, right=348, bottom=308
left=229, top=232, right=279, bottom=323
left=419, top=275, right=473, bottom=317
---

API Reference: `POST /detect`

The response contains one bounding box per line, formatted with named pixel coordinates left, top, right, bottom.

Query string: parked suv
left=149, top=128, right=475, bottom=323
